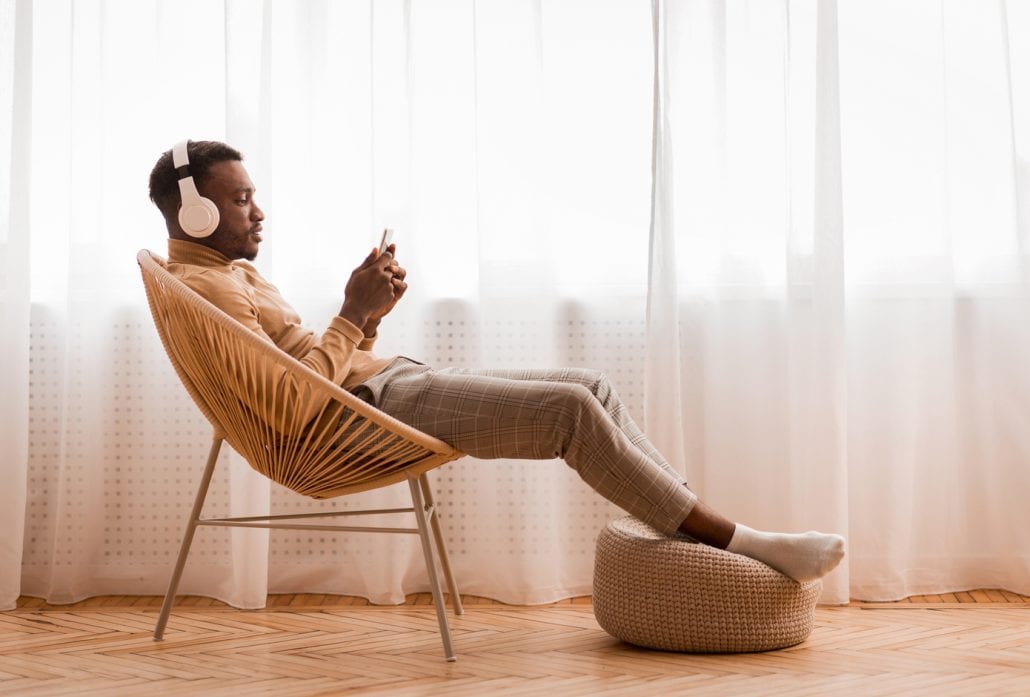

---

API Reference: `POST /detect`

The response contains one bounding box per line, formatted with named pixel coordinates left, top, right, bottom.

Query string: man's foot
left=726, top=525, right=845, bottom=582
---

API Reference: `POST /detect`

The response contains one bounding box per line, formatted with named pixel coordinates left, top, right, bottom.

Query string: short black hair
left=148, top=140, right=243, bottom=220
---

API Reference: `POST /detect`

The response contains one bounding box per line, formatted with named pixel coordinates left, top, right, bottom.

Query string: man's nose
left=251, top=203, right=265, bottom=221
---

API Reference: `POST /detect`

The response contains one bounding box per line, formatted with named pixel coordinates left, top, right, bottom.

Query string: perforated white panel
left=22, top=296, right=651, bottom=606
left=23, top=309, right=234, bottom=601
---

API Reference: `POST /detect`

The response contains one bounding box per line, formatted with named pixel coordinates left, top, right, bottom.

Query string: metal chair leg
left=419, top=473, right=463, bottom=616
left=409, top=477, right=456, bottom=661
left=154, top=435, right=223, bottom=640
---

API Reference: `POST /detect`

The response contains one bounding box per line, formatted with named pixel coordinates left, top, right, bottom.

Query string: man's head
left=149, top=140, right=265, bottom=261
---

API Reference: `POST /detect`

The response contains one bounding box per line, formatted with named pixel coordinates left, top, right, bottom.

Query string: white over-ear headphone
left=172, top=140, right=220, bottom=238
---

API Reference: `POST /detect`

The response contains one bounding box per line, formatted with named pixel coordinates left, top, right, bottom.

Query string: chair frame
left=138, top=249, right=463, bottom=661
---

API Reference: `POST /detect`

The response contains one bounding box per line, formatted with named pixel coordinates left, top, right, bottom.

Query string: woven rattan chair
left=137, top=249, right=464, bottom=661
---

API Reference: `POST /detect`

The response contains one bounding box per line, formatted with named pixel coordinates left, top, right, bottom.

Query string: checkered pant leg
left=375, top=366, right=697, bottom=535
left=465, top=367, right=686, bottom=485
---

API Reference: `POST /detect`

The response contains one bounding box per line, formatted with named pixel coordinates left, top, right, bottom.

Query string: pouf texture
left=593, top=516, right=821, bottom=653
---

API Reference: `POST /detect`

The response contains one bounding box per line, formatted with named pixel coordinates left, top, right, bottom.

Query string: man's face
left=196, top=160, right=264, bottom=261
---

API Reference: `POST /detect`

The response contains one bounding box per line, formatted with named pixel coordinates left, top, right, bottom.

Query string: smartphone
left=378, top=228, right=394, bottom=257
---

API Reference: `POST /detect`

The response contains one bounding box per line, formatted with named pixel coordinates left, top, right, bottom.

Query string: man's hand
left=338, top=244, right=407, bottom=337
left=368, top=244, right=407, bottom=320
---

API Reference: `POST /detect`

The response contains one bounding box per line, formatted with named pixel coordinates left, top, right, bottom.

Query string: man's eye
left=236, top=199, right=248, bottom=205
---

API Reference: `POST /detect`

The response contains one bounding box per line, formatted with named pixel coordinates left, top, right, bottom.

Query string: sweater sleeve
left=181, top=269, right=361, bottom=433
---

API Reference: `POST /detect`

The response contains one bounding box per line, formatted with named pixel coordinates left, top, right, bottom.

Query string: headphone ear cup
left=178, top=195, right=220, bottom=238
left=171, top=140, right=220, bottom=239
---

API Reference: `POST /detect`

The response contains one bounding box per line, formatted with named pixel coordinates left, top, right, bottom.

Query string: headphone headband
left=172, top=140, right=190, bottom=169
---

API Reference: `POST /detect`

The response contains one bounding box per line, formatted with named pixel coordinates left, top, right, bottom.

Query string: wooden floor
left=3, top=591, right=1029, bottom=696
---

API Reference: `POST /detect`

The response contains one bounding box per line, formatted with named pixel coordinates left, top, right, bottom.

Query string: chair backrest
left=137, top=249, right=460, bottom=498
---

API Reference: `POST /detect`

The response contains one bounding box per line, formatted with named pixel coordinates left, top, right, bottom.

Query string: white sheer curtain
left=1, top=0, right=650, bottom=609
left=2, top=0, right=1028, bottom=611
left=647, top=0, right=1030, bottom=603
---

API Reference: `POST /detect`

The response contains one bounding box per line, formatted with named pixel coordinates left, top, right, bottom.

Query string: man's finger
left=360, top=247, right=380, bottom=267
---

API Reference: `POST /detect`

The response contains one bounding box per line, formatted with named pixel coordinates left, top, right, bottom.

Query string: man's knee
left=579, top=369, right=615, bottom=408
left=542, top=383, right=607, bottom=459
left=539, top=383, right=596, bottom=436
left=548, top=381, right=593, bottom=410
left=552, top=382, right=620, bottom=436
left=591, top=371, right=613, bottom=399
left=560, top=367, right=610, bottom=396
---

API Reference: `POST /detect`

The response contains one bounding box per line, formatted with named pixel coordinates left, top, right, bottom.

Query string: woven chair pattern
left=593, top=517, right=821, bottom=653
left=138, top=249, right=460, bottom=499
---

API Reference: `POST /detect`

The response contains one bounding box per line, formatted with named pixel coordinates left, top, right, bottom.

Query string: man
left=148, top=140, right=845, bottom=583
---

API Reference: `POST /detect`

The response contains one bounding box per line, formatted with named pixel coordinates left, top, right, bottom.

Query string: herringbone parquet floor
left=3, top=593, right=1029, bottom=696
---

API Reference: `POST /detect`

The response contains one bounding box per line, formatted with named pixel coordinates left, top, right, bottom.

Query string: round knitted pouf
left=593, top=517, right=821, bottom=653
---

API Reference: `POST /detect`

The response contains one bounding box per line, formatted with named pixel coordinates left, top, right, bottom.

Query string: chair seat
left=592, top=517, right=821, bottom=653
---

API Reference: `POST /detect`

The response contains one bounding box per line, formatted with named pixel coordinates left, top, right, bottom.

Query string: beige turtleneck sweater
left=166, top=239, right=393, bottom=428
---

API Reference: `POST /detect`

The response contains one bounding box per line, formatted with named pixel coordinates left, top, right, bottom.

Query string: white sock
left=726, top=524, right=845, bottom=582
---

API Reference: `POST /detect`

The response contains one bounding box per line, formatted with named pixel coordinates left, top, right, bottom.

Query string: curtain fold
left=2, top=0, right=1028, bottom=608
left=220, top=0, right=271, bottom=612
left=644, top=0, right=852, bottom=603
left=0, top=0, right=32, bottom=611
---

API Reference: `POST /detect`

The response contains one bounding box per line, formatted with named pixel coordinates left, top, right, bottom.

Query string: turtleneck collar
left=167, top=238, right=236, bottom=268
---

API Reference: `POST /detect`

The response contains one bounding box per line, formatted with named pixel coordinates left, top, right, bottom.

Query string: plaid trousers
left=359, top=360, right=697, bottom=535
